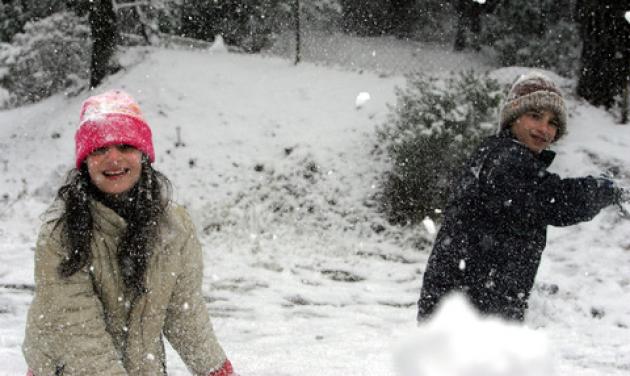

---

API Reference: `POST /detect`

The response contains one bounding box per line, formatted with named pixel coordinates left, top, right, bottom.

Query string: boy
left=417, top=71, right=624, bottom=321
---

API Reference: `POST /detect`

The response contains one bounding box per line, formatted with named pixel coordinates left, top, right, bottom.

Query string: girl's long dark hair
left=56, top=158, right=172, bottom=295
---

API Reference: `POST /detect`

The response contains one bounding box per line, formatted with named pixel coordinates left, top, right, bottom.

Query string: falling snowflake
left=422, top=216, right=437, bottom=235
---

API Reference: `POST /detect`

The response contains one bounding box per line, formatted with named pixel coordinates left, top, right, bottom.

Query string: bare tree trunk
left=89, top=0, right=119, bottom=88
left=622, top=81, right=629, bottom=124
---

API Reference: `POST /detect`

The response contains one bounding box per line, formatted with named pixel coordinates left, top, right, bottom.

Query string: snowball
left=355, top=92, right=371, bottom=109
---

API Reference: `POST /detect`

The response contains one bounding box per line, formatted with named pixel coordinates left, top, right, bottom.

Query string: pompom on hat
left=499, top=71, right=567, bottom=141
left=75, top=90, right=154, bottom=168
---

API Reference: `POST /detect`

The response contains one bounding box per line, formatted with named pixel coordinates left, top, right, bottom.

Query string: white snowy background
left=1, top=33, right=630, bottom=375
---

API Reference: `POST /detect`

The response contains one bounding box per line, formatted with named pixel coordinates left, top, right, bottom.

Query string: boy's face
left=511, top=110, right=559, bottom=154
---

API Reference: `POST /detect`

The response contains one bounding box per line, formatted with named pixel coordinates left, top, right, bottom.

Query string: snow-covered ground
left=1, top=35, right=630, bottom=375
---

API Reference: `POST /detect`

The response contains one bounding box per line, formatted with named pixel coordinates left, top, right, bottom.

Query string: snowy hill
left=1, top=39, right=630, bottom=375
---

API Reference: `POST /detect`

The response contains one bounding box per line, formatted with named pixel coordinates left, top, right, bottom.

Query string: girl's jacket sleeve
left=22, top=221, right=128, bottom=375
left=163, top=207, right=230, bottom=376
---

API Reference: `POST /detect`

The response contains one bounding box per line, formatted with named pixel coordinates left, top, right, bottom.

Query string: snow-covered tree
left=0, top=11, right=90, bottom=107
left=0, top=0, right=66, bottom=43
left=0, top=3, right=25, bottom=43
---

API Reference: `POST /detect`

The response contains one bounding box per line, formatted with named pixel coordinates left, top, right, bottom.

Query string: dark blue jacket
left=417, top=130, right=618, bottom=321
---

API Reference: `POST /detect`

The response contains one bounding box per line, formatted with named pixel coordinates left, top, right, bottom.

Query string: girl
left=23, top=90, right=236, bottom=375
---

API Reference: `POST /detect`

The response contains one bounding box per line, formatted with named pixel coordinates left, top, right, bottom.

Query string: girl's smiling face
left=86, top=144, right=143, bottom=195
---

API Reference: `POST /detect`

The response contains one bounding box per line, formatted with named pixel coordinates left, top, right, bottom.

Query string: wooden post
left=622, top=79, right=629, bottom=124
left=623, top=11, right=630, bottom=124
left=294, top=0, right=301, bottom=65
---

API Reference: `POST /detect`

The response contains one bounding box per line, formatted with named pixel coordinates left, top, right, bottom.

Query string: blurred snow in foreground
left=395, top=295, right=552, bottom=376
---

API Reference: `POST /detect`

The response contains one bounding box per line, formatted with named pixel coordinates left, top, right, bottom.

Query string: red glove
left=209, top=359, right=236, bottom=376
left=26, top=370, right=34, bottom=376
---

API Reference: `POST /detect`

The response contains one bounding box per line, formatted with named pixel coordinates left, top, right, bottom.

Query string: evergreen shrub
left=377, top=71, right=502, bottom=225
left=0, top=12, right=90, bottom=107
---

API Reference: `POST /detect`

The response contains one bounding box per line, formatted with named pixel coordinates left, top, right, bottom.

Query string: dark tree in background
left=88, top=0, right=119, bottom=88
left=576, top=0, right=630, bottom=110
left=389, top=0, right=418, bottom=38
left=480, top=0, right=580, bottom=78
left=453, top=0, right=483, bottom=51
left=453, top=0, right=499, bottom=51
left=340, top=0, right=417, bottom=37
left=179, top=0, right=281, bottom=53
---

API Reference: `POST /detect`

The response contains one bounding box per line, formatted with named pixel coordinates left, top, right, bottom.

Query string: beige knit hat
left=499, top=71, right=567, bottom=141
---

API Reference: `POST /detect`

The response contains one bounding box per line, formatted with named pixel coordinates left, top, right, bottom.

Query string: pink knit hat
left=75, top=90, right=154, bottom=169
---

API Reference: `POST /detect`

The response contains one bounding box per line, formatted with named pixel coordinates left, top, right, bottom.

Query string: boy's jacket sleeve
left=480, top=144, right=616, bottom=227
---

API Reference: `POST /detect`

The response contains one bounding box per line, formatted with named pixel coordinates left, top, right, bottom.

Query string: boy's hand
left=596, top=177, right=630, bottom=216
left=613, top=186, right=623, bottom=204
left=593, top=177, right=623, bottom=206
